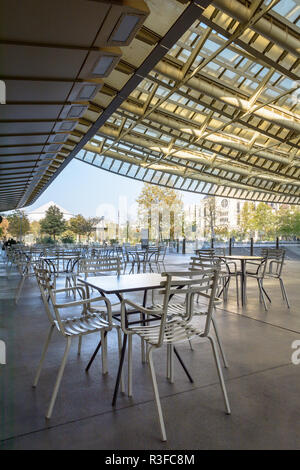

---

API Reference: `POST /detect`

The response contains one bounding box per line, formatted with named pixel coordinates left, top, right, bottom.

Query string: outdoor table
left=126, top=250, right=148, bottom=273
left=39, top=255, right=81, bottom=275
left=215, top=255, right=263, bottom=306
left=78, top=273, right=193, bottom=406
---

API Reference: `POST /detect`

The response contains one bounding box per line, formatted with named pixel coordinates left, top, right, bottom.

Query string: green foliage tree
left=0, top=216, right=9, bottom=238
left=276, top=205, right=300, bottom=237
left=69, top=215, right=87, bottom=241
left=40, top=205, right=66, bottom=241
left=30, top=221, right=41, bottom=241
left=136, top=184, right=183, bottom=241
left=239, top=202, right=256, bottom=237
left=84, top=217, right=102, bottom=241
left=203, top=197, right=218, bottom=238
left=69, top=214, right=101, bottom=242
left=252, top=202, right=276, bottom=239
left=214, top=225, right=229, bottom=239
left=60, top=230, right=75, bottom=244
left=6, top=210, right=30, bottom=240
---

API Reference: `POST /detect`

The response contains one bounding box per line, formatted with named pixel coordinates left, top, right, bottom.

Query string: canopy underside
left=1, top=0, right=300, bottom=210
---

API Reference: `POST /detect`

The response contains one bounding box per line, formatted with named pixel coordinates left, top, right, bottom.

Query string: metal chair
left=148, top=246, right=167, bottom=273
left=192, top=255, right=239, bottom=304
left=33, top=267, right=123, bottom=419
left=120, top=266, right=231, bottom=441
left=246, top=248, right=289, bottom=310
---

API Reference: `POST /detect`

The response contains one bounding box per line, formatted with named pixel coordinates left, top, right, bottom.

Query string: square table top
left=215, top=255, right=263, bottom=261
left=78, top=273, right=183, bottom=294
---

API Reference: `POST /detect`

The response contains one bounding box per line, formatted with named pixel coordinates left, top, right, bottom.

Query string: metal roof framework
left=1, top=0, right=300, bottom=211
left=75, top=0, right=300, bottom=204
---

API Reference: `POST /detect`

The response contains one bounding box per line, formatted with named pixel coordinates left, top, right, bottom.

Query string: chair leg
left=166, top=344, right=174, bottom=383
left=261, top=282, right=271, bottom=303
left=128, top=334, right=133, bottom=397
left=101, top=330, right=108, bottom=374
left=15, top=275, right=26, bottom=304
left=207, top=335, right=231, bottom=415
left=117, top=328, right=125, bottom=393
left=235, top=274, right=239, bottom=306
left=148, top=346, right=167, bottom=441
left=212, top=317, right=228, bottom=368
left=140, top=313, right=146, bottom=364
left=258, top=280, right=268, bottom=311
left=279, top=278, right=290, bottom=308
left=33, top=325, right=55, bottom=387
left=46, top=336, right=72, bottom=419
left=77, top=335, right=82, bottom=355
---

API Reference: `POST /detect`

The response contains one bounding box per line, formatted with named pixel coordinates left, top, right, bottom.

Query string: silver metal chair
left=120, top=266, right=231, bottom=441
left=33, top=267, right=123, bottom=419
left=246, top=248, right=289, bottom=310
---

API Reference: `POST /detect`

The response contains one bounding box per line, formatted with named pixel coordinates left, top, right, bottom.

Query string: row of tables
left=76, top=254, right=263, bottom=404
left=21, top=249, right=264, bottom=404
left=215, top=254, right=263, bottom=306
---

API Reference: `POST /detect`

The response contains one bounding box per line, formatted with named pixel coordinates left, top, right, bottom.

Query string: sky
left=25, top=158, right=204, bottom=222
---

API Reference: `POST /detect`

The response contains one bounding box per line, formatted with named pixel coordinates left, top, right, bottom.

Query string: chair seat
left=150, top=302, right=208, bottom=318
left=129, top=318, right=203, bottom=345
left=55, top=311, right=111, bottom=336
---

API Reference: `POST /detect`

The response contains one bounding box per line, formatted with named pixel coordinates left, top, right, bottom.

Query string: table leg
left=173, top=348, right=194, bottom=383
left=85, top=289, right=116, bottom=370
left=141, top=289, right=148, bottom=363
left=85, top=332, right=107, bottom=372
left=241, top=259, right=246, bottom=306
left=112, top=334, right=127, bottom=406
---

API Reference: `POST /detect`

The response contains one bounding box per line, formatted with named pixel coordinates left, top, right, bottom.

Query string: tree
left=252, top=202, right=276, bottom=239
left=239, top=201, right=256, bottom=237
left=69, top=215, right=87, bottom=241
left=30, top=221, right=41, bottom=241
left=6, top=210, right=30, bottom=240
left=276, top=205, right=300, bottom=238
left=0, top=216, right=9, bottom=238
left=84, top=217, right=102, bottom=241
left=136, top=184, right=183, bottom=241
left=40, top=205, right=66, bottom=241
left=203, top=197, right=218, bottom=238
left=214, top=225, right=229, bottom=239
left=60, top=230, right=75, bottom=244
left=69, top=214, right=101, bottom=241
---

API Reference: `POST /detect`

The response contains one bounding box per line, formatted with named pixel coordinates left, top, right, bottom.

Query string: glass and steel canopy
left=77, top=0, right=300, bottom=205
left=1, top=0, right=300, bottom=211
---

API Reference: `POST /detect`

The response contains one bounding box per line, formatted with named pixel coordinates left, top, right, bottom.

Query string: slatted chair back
left=195, top=248, right=215, bottom=257
left=34, top=266, right=91, bottom=336
left=139, top=267, right=220, bottom=347
left=34, top=267, right=56, bottom=325
left=263, top=248, right=286, bottom=277
left=78, top=256, right=122, bottom=279
left=191, top=254, right=219, bottom=269
left=156, top=246, right=167, bottom=262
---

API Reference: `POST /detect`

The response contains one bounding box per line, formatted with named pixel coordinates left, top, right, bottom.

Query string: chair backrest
left=148, top=266, right=220, bottom=347
left=190, top=255, right=219, bottom=269
left=35, top=266, right=88, bottom=336
left=79, top=256, right=122, bottom=278
left=156, top=246, right=167, bottom=261
left=195, top=248, right=215, bottom=257
left=34, top=266, right=56, bottom=325
left=214, top=247, right=226, bottom=256
left=263, top=248, right=285, bottom=276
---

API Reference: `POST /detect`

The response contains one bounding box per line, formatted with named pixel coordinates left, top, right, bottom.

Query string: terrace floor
left=0, top=251, right=300, bottom=450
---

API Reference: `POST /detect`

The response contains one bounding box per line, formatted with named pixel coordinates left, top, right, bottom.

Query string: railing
left=166, top=237, right=300, bottom=256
